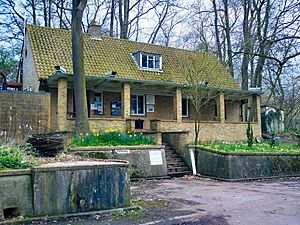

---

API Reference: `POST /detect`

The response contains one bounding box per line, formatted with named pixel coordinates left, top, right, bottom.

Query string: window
left=111, top=97, right=122, bottom=116
left=131, top=94, right=145, bottom=115
left=133, top=52, right=161, bottom=70
left=93, top=92, right=103, bottom=115
left=182, top=98, right=189, bottom=117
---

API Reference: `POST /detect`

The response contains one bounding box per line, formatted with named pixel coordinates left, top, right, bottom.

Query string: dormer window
left=133, top=51, right=162, bottom=70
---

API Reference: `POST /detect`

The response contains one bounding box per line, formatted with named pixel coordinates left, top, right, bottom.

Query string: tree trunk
left=119, top=0, right=130, bottom=39
left=109, top=0, right=115, bottom=37
left=241, top=0, right=251, bottom=90
left=223, top=0, right=234, bottom=77
left=42, top=0, right=48, bottom=26
left=72, top=0, right=90, bottom=135
left=212, top=0, right=223, bottom=62
left=30, top=0, right=37, bottom=25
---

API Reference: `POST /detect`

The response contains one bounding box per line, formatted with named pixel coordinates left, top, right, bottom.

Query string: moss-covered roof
left=26, top=24, right=240, bottom=89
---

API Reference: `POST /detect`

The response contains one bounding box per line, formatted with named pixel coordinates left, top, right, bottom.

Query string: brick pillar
left=57, top=77, right=68, bottom=131
left=122, top=82, right=131, bottom=120
left=173, top=88, right=182, bottom=123
left=218, top=92, right=225, bottom=123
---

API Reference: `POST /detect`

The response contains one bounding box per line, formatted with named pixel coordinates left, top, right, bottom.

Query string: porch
left=48, top=74, right=262, bottom=142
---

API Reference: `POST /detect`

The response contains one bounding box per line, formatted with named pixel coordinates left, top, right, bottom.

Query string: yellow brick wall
left=160, top=121, right=261, bottom=143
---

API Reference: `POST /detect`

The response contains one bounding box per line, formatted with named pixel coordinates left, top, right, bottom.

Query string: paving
left=21, top=176, right=300, bottom=225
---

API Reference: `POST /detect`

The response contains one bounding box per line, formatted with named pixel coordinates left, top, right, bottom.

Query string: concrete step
left=167, top=166, right=190, bottom=172
left=168, top=171, right=192, bottom=177
left=167, top=161, right=186, bottom=167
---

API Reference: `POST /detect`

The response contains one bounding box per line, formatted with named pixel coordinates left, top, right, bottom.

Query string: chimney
left=88, top=22, right=102, bottom=40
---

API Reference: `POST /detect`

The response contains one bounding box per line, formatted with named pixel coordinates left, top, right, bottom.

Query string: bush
left=72, top=128, right=156, bottom=146
left=0, top=145, right=34, bottom=170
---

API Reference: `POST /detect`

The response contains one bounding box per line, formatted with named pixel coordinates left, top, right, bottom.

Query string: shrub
left=0, top=145, right=34, bottom=170
left=72, top=128, right=156, bottom=146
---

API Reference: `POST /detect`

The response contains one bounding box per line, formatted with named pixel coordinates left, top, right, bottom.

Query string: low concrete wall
left=0, top=170, right=33, bottom=219
left=193, top=146, right=300, bottom=181
left=0, top=161, right=130, bottom=220
left=69, top=145, right=168, bottom=178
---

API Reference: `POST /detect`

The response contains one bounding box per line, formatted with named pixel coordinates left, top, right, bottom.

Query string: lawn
left=201, top=142, right=300, bottom=154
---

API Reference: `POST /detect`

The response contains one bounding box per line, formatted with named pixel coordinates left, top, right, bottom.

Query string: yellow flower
left=140, top=132, right=143, bottom=135
left=118, top=134, right=121, bottom=136
left=92, top=129, right=96, bottom=133
left=80, top=133, right=83, bottom=136
left=134, top=134, right=137, bottom=137
left=129, top=135, right=132, bottom=138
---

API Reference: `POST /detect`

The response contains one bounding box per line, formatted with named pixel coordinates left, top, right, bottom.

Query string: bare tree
left=178, top=53, right=221, bottom=144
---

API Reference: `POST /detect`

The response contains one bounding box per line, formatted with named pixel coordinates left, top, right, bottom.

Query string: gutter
left=47, top=72, right=263, bottom=95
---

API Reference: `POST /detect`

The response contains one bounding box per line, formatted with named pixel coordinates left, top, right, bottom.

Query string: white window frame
left=182, top=98, right=189, bottom=117
left=139, top=52, right=161, bottom=70
left=131, top=94, right=145, bottom=116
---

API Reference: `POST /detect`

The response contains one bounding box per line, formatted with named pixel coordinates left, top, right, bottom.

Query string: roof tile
left=26, top=24, right=240, bottom=89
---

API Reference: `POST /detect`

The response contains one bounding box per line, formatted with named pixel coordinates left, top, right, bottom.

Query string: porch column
left=57, top=77, right=68, bottom=131
left=218, top=92, right=225, bottom=123
left=254, top=95, right=261, bottom=125
left=122, top=82, right=131, bottom=120
left=173, top=88, right=182, bottom=123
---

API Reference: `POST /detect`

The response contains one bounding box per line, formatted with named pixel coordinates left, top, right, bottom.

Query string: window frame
left=182, top=98, right=189, bottom=118
left=134, top=52, right=162, bottom=71
left=131, top=94, right=145, bottom=116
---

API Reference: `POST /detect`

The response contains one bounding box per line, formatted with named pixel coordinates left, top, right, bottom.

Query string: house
left=21, top=24, right=262, bottom=143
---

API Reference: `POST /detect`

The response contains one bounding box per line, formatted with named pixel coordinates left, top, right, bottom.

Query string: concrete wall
left=0, top=91, right=50, bottom=141
left=0, top=170, right=33, bottom=219
left=193, top=146, right=300, bottom=180
left=70, top=145, right=168, bottom=178
left=0, top=161, right=130, bottom=219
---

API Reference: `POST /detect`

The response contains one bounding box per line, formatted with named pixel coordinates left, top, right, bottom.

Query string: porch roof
left=48, top=72, right=262, bottom=96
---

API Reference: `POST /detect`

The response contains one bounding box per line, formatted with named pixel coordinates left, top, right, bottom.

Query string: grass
left=72, top=128, right=156, bottom=147
left=201, top=142, right=300, bottom=154
left=0, top=143, right=37, bottom=170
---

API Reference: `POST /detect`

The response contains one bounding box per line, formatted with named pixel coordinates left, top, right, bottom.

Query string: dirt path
left=24, top=176, right=300, bottom=225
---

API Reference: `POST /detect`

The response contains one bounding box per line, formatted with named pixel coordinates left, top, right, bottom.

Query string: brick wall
left=0, top=91, right=50, bottom=141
